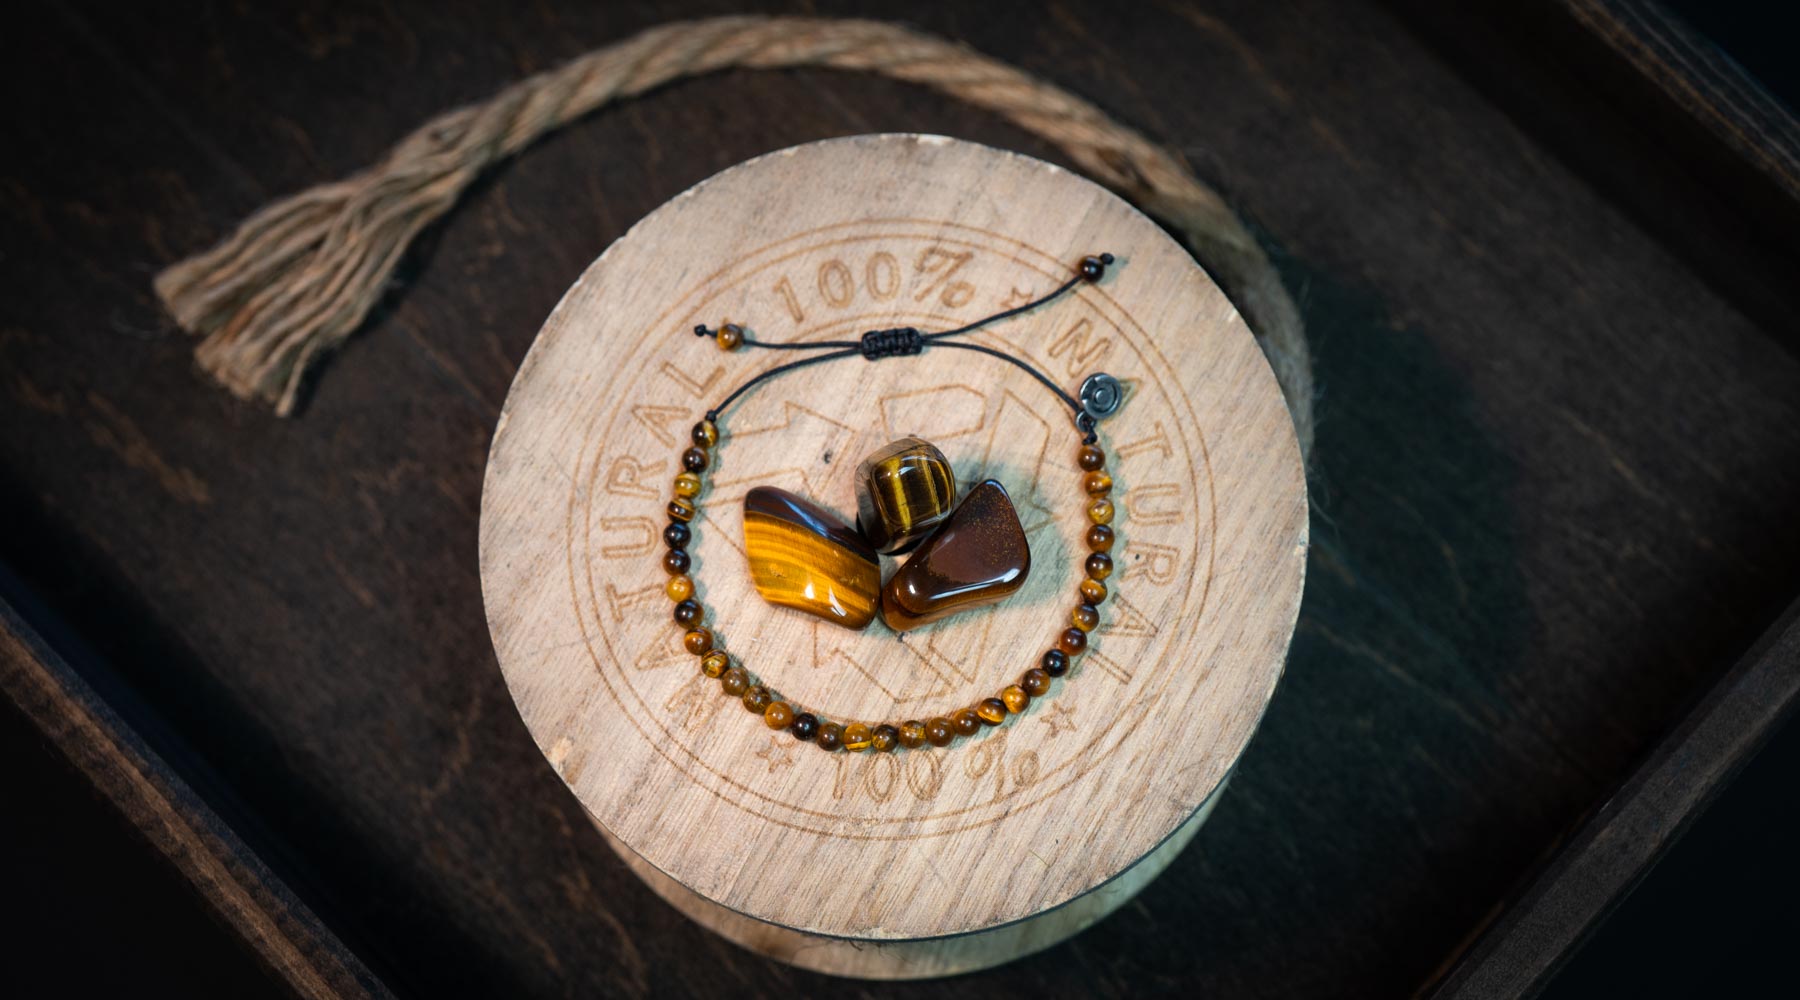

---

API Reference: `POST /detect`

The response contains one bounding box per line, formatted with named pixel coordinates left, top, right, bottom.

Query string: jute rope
left=156, top=15, right=1314, bottom=456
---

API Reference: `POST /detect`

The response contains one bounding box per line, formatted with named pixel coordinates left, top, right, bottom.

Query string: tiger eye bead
left=951, top=709, right=981, bottom=737
left=1058, top=627, right=1089, bottom=655
left=1086, top=524, right=1114, bottom=552
left=1022, top=668, right=1053, bottom=697
left=666, top=575, right=694, bottom=602
left=925, top=717, right=955, bottom=747
left=673, top=599, right=703, bottom=626
left=681, top=447, right=709, bottom=473
left=700, top=650, right=730, bottom=678
left=720, top=667, right=750, bottom=697
left=790, top=712, right=819, bottom=741
left=1077, top=444, right=1106, bottom=471
left=816, top=722, right=844, bottom=752
left=683, top=627, right=714, bottom=655
left=1079, top=577, right=1108, bottom=605
left=1087, top=497, right=1115, bottom=525
left=742, top=685, right=773, bottom=714
left=764, top=701, right=794, bottom=729
left=716, top=323, right=744, bottom=352
left=663, top=548, right=691, bottom=575
left=976, top=699, right=1008, bottom=725
left=664, top=522, right=690, bottom=549
left=668, top=498, right=696, bottom=523
left=872, top=725, right=900, bottom=752
left=1083, top=470, right=1113, bottom=496
left=1086, top=552, right=1114, bottom=580
left=674, top=472, right=702, bottom=498
left=842, top=723, right=873, bottom=751
left=898, top=720, right=927, bottom=749
left=1002, top=685, right=1030, bottom=714
left=1071, top=603, right=1099, bottom=632
left=1041, top=649, right=1070, bottom=678
left=691, top=420, right=718, bottom=448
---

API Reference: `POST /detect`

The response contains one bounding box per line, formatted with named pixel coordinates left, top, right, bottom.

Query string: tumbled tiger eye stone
left=691, top=420, right=718, bottom=448
left=872, top=725, right=900, bottom=752
left=842, top=723, right=873, bottom=751
left=1002, top=685, right=1030, bottom=713
left=1058, top=627, right=1088, bottom=655
left=976, top=699, right=1008, bottom=725
left=1077, top=444, right=1106, bottom=471
left=925, top=717, right=955, bottom=747
left=1041, top=649, right=1069, bottom=677
left=1079, top=578, right=1108, bottom=605
left=682, top=447, right=709, bottom=473
left=720, top=667, right=749, bottom=697
left=668, top=498, right=696, bottom=523
left=666, top=575, right=694, bottom=602
left=1070, top=603, right=1099, bottom=632
left=764, top=701, right=794, bottom=730
left=1086, top=524, right=1114, bottom=552
left=791, top=712, right=819, bottom=741
left=1083, top=471, right=1113, bottom=496
left=1020, top=668, right=1053, bottom=697
left=1087, top=498, right=1115, bottom=525
left=663, top=549, right=691, bottom=575
left=683, top=627, right=714, bottom=655
left=880, top=480, right=1031, bottom=632
left=743, top=486, right=880, bottom=629
left=673, top=599, right=703, bottom=626
left=951, top=709, right=981, bottom=737
left=816, top=722, right=844, bottom=751
left=855, top=437, right=957, bottom=554
left=898, top=720, right=927, bottom=749
left=742, top=685, right=773, bottom=714
left=674, top=472, right=702, bottom=498
left=700, top=650, right=730, bottom=678
left=1086, top=552, right=1114, bottom=580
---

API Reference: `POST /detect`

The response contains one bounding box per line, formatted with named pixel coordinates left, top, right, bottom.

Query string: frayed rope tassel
left=154, top=15, right=1314, bottom=457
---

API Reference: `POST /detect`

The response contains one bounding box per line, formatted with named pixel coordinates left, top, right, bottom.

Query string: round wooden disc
left=481, top=135, right=1306, bottom=954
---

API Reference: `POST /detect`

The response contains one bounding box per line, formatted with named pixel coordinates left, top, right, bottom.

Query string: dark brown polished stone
left=878, top=479, right=1030, bottom=632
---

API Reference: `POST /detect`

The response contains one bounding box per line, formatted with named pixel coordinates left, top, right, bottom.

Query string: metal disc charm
left=1079, top=372, right=1123, bottom=419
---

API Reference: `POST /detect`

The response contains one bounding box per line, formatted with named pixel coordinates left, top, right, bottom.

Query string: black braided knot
left=860, top=327, right=923, bottom=360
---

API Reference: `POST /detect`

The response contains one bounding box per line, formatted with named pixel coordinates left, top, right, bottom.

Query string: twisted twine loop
left=153, top=15, right=1314, bottom=458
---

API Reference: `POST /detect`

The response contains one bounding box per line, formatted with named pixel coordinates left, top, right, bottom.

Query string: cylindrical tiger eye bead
left=1086, top=524, right=1114, bottom=552
left=872, top=725, right=900, bottom=752
left=1002, top=685, right=1030, bottom=713
left=1078, top=444, right=1106, bottom=471
left=842, top=723, right=873, bottom=751
left=976, top=698, right=1008, bottom=725
left=1021, top=668, right=1053, bottom=697
left=1083, top=471, right=1113, bottom=496
left=663, top=548, right=691, bottom=575
left=666, top=575, right=694, bottom=602
left=742, top=685, right=773, bottom=714
left=720, top=667, right=749, bottom=697
left=683, top=627, right=714, bottom=655
left=700, top=650, right=730, bottom=678
left=668, top=498, right=696, bottom=522
left=764, top=701, right=794, bottom=729
left=1087, top=497, right=1115, bottom=525
left=691, top=420, right=718, bottom=448
left=673, top=599, right=703, bottom=626
left=925, top=717, right=954, bottom=747
left=1079, top=577, right=1108, bottom=605
left=816, top=722, right=844, bottom=751
left=1041, top=649, right=1070, bottom=677
left=898, top=720, right=927, bottom=749
left=664, top=522, right=690, bottom=549
left=674, top=472, right=702, bottom=498
left=1086, top=552, right=1114, bottom=580
left=790, top=712, right=819, bottom=741
left=1058, top=627, right=1089, bottom=655
left=681, top=447, right=709, bottom=473
left=1071, top=603, right=1099, bottom=632
left=951, top=709, right=981, bottom=737
left=716, top=323, right=744, bottom=352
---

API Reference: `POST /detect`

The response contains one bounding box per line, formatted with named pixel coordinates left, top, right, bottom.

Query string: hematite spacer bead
left=682, top=447, right=709, bottom=473
left=691, top=420, right=718, bottom=448
left=664, top=522, right=690, bottom=549
left=1086, top=552, right=1114, bottom=580
left=673, top=599, right=703, bottom=626
left=976, top=699, right=1008, bottom=725
left=663, top=549, right=691, bottom=575
left=872, top=724, right=900, bottom=752
left=925, top=717, right=955, bottom=747
left=951, top=709, right=981, bottom=737
left=790, top=713, right=820, bottom=742
left=1021, top=668, right=1052, bottom=697
left=1041, top=648, right=1070, bottom=677
left=1077, top=444, right=1106, bottom=471
left=816, top=722, right=844, bottom=752
left=898, top=720, right=927, bottom=749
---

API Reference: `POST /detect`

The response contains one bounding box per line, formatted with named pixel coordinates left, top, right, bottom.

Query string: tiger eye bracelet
left=653, top=254, right=1125, bottom=753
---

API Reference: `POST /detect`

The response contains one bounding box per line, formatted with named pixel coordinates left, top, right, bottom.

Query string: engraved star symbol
left=1043, top=700, right=1077, bottom=737
left=754, top=735, right=795, bottom=772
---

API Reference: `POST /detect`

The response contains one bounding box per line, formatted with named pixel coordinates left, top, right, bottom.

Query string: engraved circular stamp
left=482, top=135, right=1307, bottom=941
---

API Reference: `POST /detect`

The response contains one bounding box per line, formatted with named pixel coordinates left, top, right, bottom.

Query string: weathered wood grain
left=4, top=0, right=1800, bottom=995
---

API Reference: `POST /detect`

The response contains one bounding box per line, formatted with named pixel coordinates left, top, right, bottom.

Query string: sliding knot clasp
left=860, top=327, right=923, bottom=360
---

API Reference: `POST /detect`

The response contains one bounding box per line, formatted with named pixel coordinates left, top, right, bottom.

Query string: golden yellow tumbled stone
left=743, top=486, right=880, bottom=629
left=855, top=437, right=957, bottom=555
